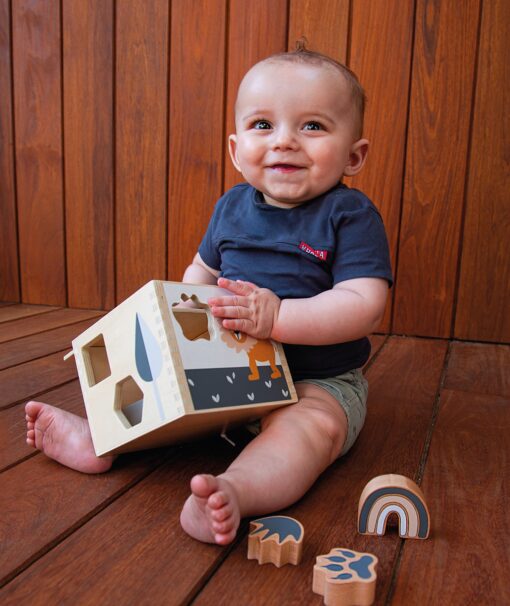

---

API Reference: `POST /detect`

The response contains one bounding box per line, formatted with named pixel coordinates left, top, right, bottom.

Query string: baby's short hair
left=258, top=45, right=366, bottom=138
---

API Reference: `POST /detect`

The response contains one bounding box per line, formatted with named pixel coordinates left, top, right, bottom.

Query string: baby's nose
left=271, top=126, right=299, bottom=150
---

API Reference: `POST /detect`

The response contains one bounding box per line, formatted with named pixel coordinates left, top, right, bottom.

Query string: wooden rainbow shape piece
left=313, top=548, right=378, bottom=606
left=358, top=474, right=430, bottom=539
left=247, top=515, right=304, bottom=567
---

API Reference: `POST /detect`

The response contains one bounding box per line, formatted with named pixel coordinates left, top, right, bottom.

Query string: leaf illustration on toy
left=135, top=313, right=165, bottom=421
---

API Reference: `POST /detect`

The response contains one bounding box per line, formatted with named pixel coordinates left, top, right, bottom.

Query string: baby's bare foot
left=180, top=474, right=241, bottom=545
left=25, top=401, right=114, bottom=474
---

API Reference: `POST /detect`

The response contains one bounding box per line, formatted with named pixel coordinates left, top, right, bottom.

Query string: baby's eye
left=252, top=120, right=272, bottom=130
left=303, top=121, right=323, bottom=131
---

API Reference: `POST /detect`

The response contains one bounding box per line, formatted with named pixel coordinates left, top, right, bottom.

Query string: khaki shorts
left=246, top=368, right=368, bottom=457
left=298, top=368, right=368, bottom=456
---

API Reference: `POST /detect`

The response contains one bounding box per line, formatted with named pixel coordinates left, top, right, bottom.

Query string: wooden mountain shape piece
left=247, top=515, right=304, bottom=567
left=313, top=548, right=378, bottom=606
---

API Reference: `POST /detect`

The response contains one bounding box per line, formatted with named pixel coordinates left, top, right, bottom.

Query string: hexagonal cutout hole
left=82, top=334, right=112, bottom=387
left=115, top=376, right=144, bottom=428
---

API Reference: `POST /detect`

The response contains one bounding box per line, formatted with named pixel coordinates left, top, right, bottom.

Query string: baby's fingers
left=207, top=294, right=247, bottom=309
left=217, top=277, right=256, bottom=295
left=210, top=304, right=250, bottom=320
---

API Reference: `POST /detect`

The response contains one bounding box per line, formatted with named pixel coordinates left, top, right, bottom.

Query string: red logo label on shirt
left=299, top=241, right=328, bottom=261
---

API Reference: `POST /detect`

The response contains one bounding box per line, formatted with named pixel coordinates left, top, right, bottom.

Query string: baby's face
left=229, top=61, right=368, bottom=208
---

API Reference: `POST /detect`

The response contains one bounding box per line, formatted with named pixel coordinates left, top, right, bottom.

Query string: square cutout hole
left=82, top=334, right=112, bottom=387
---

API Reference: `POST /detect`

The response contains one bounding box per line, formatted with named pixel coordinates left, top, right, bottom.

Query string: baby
left=25, top=49, right=392, bottom=546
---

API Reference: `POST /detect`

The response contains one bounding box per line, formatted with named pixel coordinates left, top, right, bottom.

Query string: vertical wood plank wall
left=0, top=0, right=508, bottom=344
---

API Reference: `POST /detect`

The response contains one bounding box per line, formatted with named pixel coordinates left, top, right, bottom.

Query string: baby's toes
left=212, top=516, right=235, bottom=535
left=26, top=429, right=35, bottom=445
left=214, top=527, right=237, bottom=546
left=211, top=503, right=233, bottom=523
left=208, top=490, right=229, bottom=510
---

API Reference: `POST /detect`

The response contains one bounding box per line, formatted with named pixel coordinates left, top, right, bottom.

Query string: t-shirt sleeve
left=198, top=200, right=222, bottom=271
left=332, top=206, right=393, bottom=286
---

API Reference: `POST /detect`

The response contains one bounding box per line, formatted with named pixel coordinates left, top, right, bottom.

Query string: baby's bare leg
left=25, top=401, right=115, bottom=474
left=180, top=383, right=347, bottom=544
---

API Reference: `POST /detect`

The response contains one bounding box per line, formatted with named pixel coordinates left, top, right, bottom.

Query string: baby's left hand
left=208, top=278, right=281, bottom=340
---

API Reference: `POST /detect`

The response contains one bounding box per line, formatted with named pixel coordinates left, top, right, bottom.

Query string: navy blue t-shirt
left=199, top=183, right=393, bottom=380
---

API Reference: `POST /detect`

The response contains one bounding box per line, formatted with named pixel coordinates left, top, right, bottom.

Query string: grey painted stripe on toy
left=185, top=366, right=291, bottom=410
left=250, top=516, right=302, bottom=543
left=358, top=487, right=429, bottom=538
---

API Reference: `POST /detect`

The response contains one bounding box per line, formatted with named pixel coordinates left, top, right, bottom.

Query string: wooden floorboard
left=0, top=317, right=102, bottom=370
left=0, top=305, right=507, bottom=605
left=0, top=304, right=60, bottom=324
left=0, top=307, right=102, bottom=344
left=444, top=341, right=510, bottom=397
left=0, top=437, right=250, bottom=604
left=192, top=337, right=448, bottom=605
left=0, top=381, right=85, bottom=472
left=391, top=342, right=510, bottom=604
left=0, top=351, right=79, bottom=409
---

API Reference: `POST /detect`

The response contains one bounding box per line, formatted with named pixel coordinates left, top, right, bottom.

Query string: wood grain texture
left=0, top=306, right=101, bottom=343
left=115, top=0, right=168, bottom=302
left=391, top=389, right=510, bottom=605
left=223, top=0, right=288, bottom=192
left=444, top=341, right=510, bottom=397
left=12, top=0, right=66, bottom=305
left=63, top=0, right=114, bottom=309
left=287, top=0, right=349, bottom=60
left=0, top=448, right=167, bottom=587
left=454, top=0, right=510, bottom=342
left=0, top=0, right=19, bottom=302
left=0, top=350, right=78, bottom=410
left=193, top=337, right=447, bottom=606
left=0, top=304, right=59, bottom=324
left=0, top=317, right=100, bottom=369
left=393, top=0, right=481, bottom=338
left=167, top=0, right=226, bottom=280
left=0, top=380, right=85, bottom=472
left=349, top=0, right=415, bottom=333
left=0, top=438, right=244, bottom=603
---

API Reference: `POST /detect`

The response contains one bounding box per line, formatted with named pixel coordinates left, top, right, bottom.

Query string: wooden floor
left=0, top=303, right=508, bottom=605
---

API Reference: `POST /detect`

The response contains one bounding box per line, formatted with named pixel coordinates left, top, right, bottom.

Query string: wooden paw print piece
left=247, top=515, right=304, bottom=567
left=313, top=548, right=378, bottom=606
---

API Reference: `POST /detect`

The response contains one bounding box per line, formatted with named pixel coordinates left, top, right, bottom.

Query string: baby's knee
left=302, top=404, right=348, bottom=460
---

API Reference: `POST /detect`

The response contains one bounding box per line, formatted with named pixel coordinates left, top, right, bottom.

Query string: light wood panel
left=394, top=0, right=481, bottom=338
left=115, top=0, right=168, bottom=302
left=167, top=0, right=227, bottom=281
left=12, top=0, right=66, bottom=305
left=0, top=0, right=19, bottom=302
left=288, top=0, right=349, bottom=61
left=455, top=0, right=510, bottom=342
left=63, top=0, right=114, bottom=310
left=2, top=1, right=509, bottom=345
left=349, top=0, right=415, bottom=333
left=223, top=0, right=288, bottom=192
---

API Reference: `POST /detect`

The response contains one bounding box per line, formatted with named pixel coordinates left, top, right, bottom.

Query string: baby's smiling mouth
left=269, top=163, right=304, bottom=172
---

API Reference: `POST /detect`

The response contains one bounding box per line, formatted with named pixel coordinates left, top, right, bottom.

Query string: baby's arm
left=208, top=277, right=388, bottom=345
left=182, top=253, right=219, bottom=285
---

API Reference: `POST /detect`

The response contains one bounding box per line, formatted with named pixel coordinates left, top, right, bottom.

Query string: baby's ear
left=228, top=134, right=242, bottom=173
left=343, top=139, right=369, bottom=177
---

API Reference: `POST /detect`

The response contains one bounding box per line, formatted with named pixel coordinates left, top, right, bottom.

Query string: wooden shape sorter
left=357, top=474, right=430, bottom=539
left=69, top=280, right=297, bottom=457
left=313, top=548, right=378, bottom=606
left=247, top=516, right=304, bottom=567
